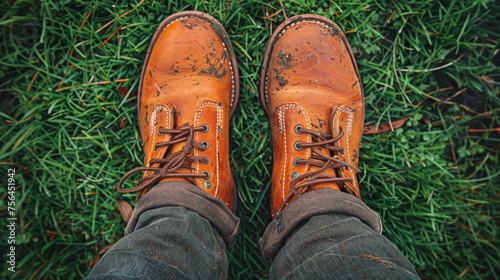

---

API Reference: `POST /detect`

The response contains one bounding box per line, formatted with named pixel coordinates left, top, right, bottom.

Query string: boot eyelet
left=293, top=158, right=301, bottom=166
left=158, top=126, right=164, bottom=136
left=294, top=142, right=303, bottom=151
left=205, top=181, right=212, bottom=190
left=201, top=124, right=209, bottom=133
left=200, top=141, right=209, bottom=150
left=294, top=125, right=303, bottom=134
left=291, top=172, right=299, bottom=179
left=202, top=171, right=210, bottom=180
left=154, top=144, right=159, bottom=151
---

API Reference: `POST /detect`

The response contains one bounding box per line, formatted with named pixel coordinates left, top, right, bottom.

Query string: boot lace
left=278, top=124, right=360, bottom=213
left=116, top=123, right=209, bottom=193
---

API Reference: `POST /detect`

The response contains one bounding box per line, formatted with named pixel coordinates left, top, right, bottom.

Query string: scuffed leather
left=261, top=15, right=364, bottom=217
left=138, top=12, right=239, bottom=212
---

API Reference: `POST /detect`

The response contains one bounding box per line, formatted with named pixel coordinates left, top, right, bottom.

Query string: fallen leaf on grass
left=118, top=87, right=129, bottom=97
left=116, top=200, right=133, bottom=223
left=363, top=117, right=410, bottom=135
left=120, top=117, right=126, bottom=129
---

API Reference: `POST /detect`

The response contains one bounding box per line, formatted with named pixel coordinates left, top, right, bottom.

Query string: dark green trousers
left=87, top=182, right=420, bottom=279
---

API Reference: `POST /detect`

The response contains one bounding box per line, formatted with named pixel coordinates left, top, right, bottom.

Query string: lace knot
left=116, top=123, right=209, bottom=194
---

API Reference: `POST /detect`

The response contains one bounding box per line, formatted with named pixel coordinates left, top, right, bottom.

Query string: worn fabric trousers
left=87, top=181, right=420, bottom=279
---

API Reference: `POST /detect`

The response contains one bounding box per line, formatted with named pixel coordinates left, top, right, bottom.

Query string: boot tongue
left=330, top=105, right=361, bottom=197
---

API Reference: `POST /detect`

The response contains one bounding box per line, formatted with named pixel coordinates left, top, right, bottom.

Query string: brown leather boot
left=260, top=15, right=363, bottom=217
left=117, top=11, right=239, bottom=213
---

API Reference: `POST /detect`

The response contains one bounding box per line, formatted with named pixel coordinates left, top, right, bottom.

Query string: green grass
left=1, top=0, right=499, bottom=279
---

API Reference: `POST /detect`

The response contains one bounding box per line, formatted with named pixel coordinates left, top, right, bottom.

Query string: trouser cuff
left=260, top=188, right=382, bottom=262
left=125, top=181, right=240, bottom=247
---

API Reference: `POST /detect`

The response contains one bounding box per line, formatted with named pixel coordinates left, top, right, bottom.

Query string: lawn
left=1, top=0, right=499, bottom=279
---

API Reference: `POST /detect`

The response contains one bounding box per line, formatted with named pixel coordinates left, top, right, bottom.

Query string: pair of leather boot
left=116, top=11, right=364, bottom=220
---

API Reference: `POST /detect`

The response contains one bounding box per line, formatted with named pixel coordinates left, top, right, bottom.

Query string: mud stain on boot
left=277, top=50, right=293, bottom=69
left=180, top=19, right=199, bottom=30
left=199, top=53, right=227, bottom=79
left=273, top=68, right=288, bottom=89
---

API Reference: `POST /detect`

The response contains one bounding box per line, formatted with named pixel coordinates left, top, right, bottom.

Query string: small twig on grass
left=458, top=222, right=496, bottom=249
left=399, top=54, right=465, bottom=73
left=278, top=0, right=288, bottom=20
left=263, top=6, right=280, bottom=35
left=449, top=139, right=460, bottom=177
left=468, top=127, right=500, bottom=133
left=237, top=190, right=253, bottom=212
left=233, top=41, right=252, bottom=61
left=458, top=265, right=471, bottom=279
left=420, top=91, right=479, bottom=115
left=57, top=11, right=93, bottom=90
left=414, top=87, right=455, bottom=108
left=261, top=8, right=283, bottom=19
left=55, top=79, right=129, bottom=92
left=0, top=162, right=31, bottom=174
left=96, top=0, right=145, bottom=33
left=27, top=71, right=39, bottom=92
left=387, top=10, right=396, bottom=23
left=468, top=108, right=500, bottom=122
left=99, top=25, right=123, bottom=48
left=444, top=87, right=468, bottom=102
left=30, top=263, right=47, bottom=280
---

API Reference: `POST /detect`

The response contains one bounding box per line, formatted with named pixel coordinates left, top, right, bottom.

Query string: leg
left=88, top=10, right=241, bottom=279
left=263, top=190, right=419, bottom=279
left=87, top=182, right=239, bottom=279
left=259, top=14, right=420, bottom=279
left=88, top=207, right=226, bottom=279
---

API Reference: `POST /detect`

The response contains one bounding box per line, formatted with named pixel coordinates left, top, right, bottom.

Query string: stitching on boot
left=278, top=105, right=288, bottom=200
left=215, top=103, right=222, bottom=196
left=334, top=106, right=355, bottom=182
left=277, top=103, right=311, bottom=199
left=221, top=41, right=236, bottom=109
left=337, top=106, right=354, bottom=136
left=149, top=105, right=170, bottom=142
left=147, top=105, right=171, bottom=176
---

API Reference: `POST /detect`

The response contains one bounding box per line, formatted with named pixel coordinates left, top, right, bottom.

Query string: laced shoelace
left=116, top=123, right=209, bottom=193
left=277, top=125, right=361, bottom=213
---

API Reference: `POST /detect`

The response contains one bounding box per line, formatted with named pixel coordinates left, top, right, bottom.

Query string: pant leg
left=87, top=206, right=227, bottom=279
left=261, top=189, right=420, bottom=279
left=87, top=181, right=240, bottom=279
